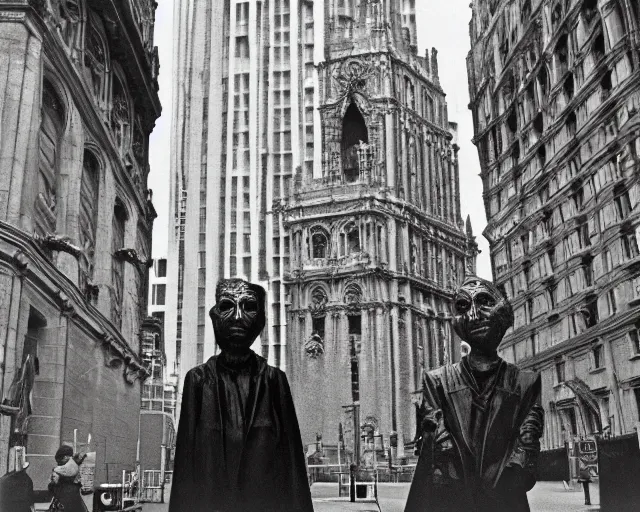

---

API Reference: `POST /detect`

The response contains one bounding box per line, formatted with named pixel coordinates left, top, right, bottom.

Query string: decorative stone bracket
left=114, top=248, right=153, bottom=272
left=100, top=332, right=149, bottom=386
left=33, top=233, right=87, bottom=262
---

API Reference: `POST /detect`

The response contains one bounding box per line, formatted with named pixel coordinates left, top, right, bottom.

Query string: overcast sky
left=148, top=1, right=492, bottom=279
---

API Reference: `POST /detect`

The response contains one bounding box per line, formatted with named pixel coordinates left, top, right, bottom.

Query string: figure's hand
left=497, top=464, right=535, bottom=494
left=420, top=410, right=440, bottom=434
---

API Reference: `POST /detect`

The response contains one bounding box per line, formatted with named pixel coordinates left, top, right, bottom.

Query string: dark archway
left=341, top=102, right=368, bottom=183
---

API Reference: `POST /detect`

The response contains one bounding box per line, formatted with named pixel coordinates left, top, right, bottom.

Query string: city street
left=141, top=481, right=600, bottom=512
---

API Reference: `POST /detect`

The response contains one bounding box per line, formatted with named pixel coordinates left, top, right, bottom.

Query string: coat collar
left=440, top=358, right=519, bottom=457
left=205, top=352, right=269, bottom=433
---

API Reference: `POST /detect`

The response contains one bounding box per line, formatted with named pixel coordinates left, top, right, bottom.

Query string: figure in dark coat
left=0, top=461, right=34, bottom=512
left=405, top=276, right=544, bottom=512
left=48, top=445, right=88, bottom=512
left=169, top=279, right=313, bottom=512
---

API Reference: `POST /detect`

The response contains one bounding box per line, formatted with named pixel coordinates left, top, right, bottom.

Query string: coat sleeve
left=168, top=368, right=204, bottom=512
left=275, top=370, right=314, bottom=512
left=502, top=373, right=544, bottom=493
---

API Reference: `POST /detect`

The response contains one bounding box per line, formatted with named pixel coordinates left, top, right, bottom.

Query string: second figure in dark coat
left=168, top=278, right=313, bottom=512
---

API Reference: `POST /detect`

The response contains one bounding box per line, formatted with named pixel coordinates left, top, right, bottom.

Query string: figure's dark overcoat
left=405, top=358, right=542, bottom=512
left=168, top=354, right=313, bottom=512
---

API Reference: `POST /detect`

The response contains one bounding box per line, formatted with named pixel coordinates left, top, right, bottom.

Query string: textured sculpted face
left=210, top=279, right=266, bottom=353
left=452, top=276, right=514, bottom=354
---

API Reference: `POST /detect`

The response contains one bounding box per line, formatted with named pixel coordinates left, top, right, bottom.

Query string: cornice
left=504, top=306, right=640, bottom=370
left=0, top=221, right=144, bottom=367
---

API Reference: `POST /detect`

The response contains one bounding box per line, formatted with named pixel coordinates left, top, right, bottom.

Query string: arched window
left=132, top=117, right=147, bottom=171
left=84, top=11, right=109, bottom=111
left=57, top=0, right=82, bottom=50
left=605, top=2, right=627, bottom=47
left=311, top=229, right=329, bottom=259
left=582, top=0, right=598, bottom=26
left=405, top=77, right=415, bottom=110
left=111, top=200, right=127, bottom=328
left=78, top=150, right=100, bottom=286
left=341, top=103, right=368, bottom=183
left=555, top=34, right=569, bottom=80
left=349, top=313, right=362, bottom=402
left=111, top=68, right=131, bottom=154
left=344, top=223, right=360, bottom=254
left=35, top=80, right=66, bottom=240
left=424, top=92, right=434, bottom=121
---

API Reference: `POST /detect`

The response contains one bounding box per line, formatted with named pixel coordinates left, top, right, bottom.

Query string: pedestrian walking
left=578, top=461, right=592, bottom=506
left=47, top=445, right=88, bottom=512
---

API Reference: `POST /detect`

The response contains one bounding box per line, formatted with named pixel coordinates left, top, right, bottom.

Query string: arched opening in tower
left=349, top=314, right=362, bottom=403
left=341, top=102, right=369, bottom=183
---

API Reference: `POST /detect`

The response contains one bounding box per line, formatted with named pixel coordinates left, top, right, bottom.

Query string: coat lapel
left=479, top=364, right=521, bottom=479
left=245, top=356, right=267, bottom=434
left=442, top=364, right=476, bottom=456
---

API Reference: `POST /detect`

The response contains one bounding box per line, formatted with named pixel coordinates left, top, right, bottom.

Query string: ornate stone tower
left=284, top=0, right=478, bottom=457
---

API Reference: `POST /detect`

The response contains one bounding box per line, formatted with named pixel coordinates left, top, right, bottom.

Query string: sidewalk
left=311, top=481, right=600, bottom=512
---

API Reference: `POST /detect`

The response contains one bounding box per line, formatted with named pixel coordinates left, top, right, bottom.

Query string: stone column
left=0, top=270, right=23, bottom=474
left=385, top=110, right=396, bottom=190
left=0, top=11, right=43, bottom=225
left=400, top=118, right=408, bottom=200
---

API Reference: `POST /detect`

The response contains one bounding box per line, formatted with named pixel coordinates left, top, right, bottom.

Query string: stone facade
left=284, top=1, right=478, bottom=456
left=0, top=0, right=160, bottom=489
left=169, top=0, right=476, bottom=453
left=467, top=0, right=640, bottom=452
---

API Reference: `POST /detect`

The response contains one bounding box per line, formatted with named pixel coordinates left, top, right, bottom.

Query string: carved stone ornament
left=12, top=250, right=29, bottom=276
left=344, top=283, right=363, bottom=304
left=304, top=333, right=325, bottom=359
left=112, top=95, right=129, bottom=124
left=123, top=363, right=148, bottom=385
left=332, top=57, right=375, bottom=108
left=33, top=233, right=85, bottom=260
left=114, top=248, right=153, bottom=271
left=309, top=287, right=328, bottom=317
left=55, top=290, right=75, bottom=318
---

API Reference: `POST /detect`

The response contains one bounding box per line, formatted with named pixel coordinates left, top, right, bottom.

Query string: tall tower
left=284, top=0, right=478, bottom=453
left=168, top=0, right=477, bottom=448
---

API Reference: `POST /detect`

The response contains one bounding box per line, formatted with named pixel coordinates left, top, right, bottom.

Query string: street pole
left=160, top=443, right=166, bottom=503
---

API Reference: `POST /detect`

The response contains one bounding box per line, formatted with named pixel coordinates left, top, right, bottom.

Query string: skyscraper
left=168, top=0, right=477, bottom=451
left=467, top=0, right=640, bottom=457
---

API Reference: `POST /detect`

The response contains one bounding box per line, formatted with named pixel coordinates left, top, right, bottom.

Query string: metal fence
left=141, top=470, right=163, bottom=503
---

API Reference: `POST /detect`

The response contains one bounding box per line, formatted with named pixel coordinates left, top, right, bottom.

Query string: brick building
left=467, top=0, right=640, bottom=452
left=0, top=0, right=161, bottom=490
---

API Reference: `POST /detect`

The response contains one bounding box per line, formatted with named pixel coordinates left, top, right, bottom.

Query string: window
left=79, top=150, right=100, bottom=283
left=565, top=407, right=578, bottom=435
left=634, top=388, right=640, bottom=421
left=348, top=315, right=362, bottom=335
left=111, top=201, right=127, bottom=328
left=157, top=258, right=167, bottom=277
left=154, top=284, right=166, bottom=306
left=607, top=289, right=617, bottom=315
left=615, top=188, right=632, bottom=219
left=346, top=225, right=360, bottom=254
left=312, top=316, right=325, bottom=339
left=36, top=80, right=65, bottom=240
left=628, top=327, right=640, bottom=355
left=312, top=231, right=328, bottom=259
left=341, top=103, right=368, bottom=183
left=350, top=334, right=360, bottom=403
left=556, top=361, right=566, bottom=383
left=623, top=234, right=639, bottom=260
left=592, top=344, right=604, bottom=369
